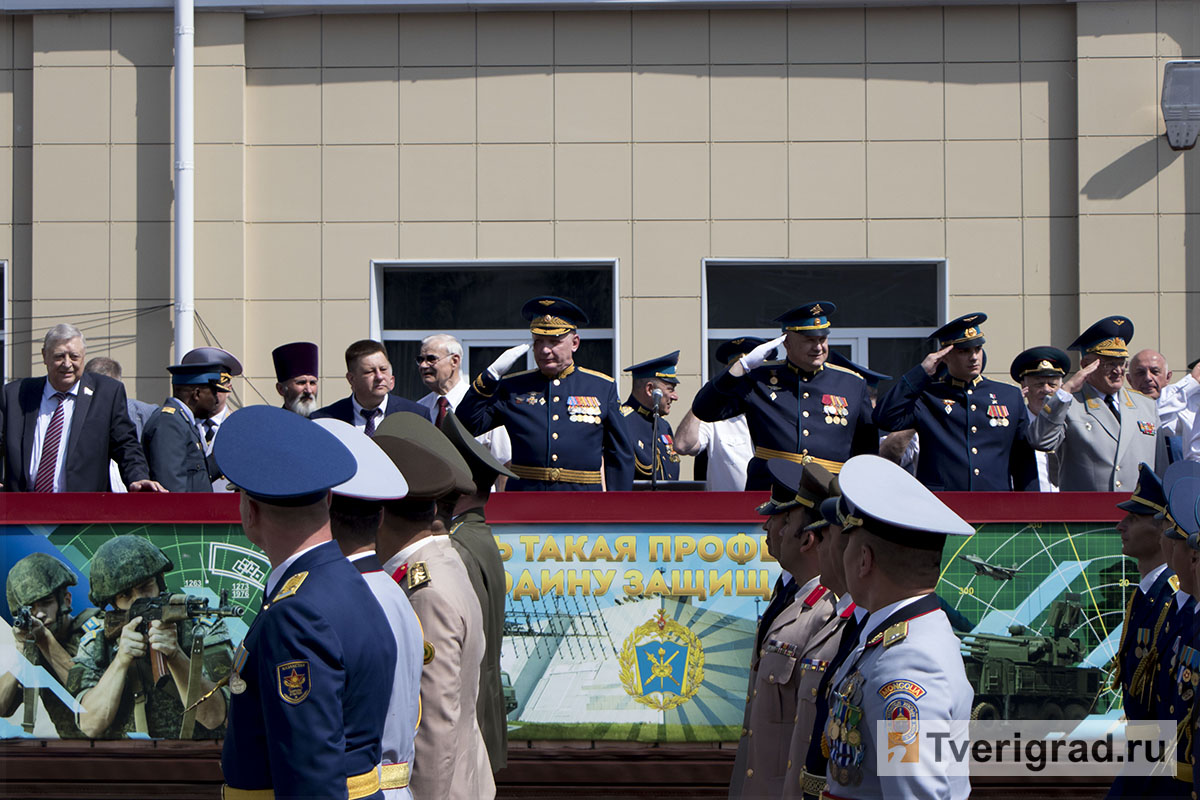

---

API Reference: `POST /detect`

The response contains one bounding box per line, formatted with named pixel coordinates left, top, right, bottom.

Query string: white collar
left=42, top=379, right=82, bottom=400
left=834, top=592, right=854, bottom=615
left=1177, top=590, right=1192, bottom=610
left=265, top=541, right=327, bottom=597
left=795, top=574, right=821, bottom=598
left=778, top=569, right=793, bottom=586
left=346, top=550, right=377, bottom=563
left=1141, top=562, right=1169, bottom=594
left=383, top=534, right=448, bottom=574
left=858, top=594, right=926, bottom=648
left=351, top=393, right=387, bottom=418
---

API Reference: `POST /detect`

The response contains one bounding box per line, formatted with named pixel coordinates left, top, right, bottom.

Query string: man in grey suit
left=83, top=357, right=157, bottom=438
left=1028, top=316, right=1166, bottom=491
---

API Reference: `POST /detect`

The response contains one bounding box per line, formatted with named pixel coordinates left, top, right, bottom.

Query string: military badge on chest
left=986, top=400, right=1010, bottom=427
left=568, top=396, right=602, bottom=424
left=822, top=395, right=849, bottom=426
left=1178, top=645, right=1200, bottom=701
left=943, top=399, right=955, bottom=415
left=229, top=642, right=249, bottom=695
left=513, top=392, right=545, bottom=406
left=827, top=669, right=866, bottom=786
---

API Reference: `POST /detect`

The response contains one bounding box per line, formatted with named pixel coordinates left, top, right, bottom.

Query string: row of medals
left=1174, top=644, right=1200, bottom=703
left=569, top=404, right=602, bottom=424
left=827, top=669, right=866, bottom=787
left=824, top=402, right=849, bottom=427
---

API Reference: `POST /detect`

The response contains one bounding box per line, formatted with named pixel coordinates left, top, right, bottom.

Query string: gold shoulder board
left=162, top=406, right=177, bottom=414
left=1169, top=574, right=1181, bottom=592
left=578, top=367, right=615, bottom=382
left=272, top=571, right=309, bottom=602
left=408, top=562, right=431, bottom=590
left=883, top=621, right=908, bottom=648
left=620, top=405, right=634, bottom=417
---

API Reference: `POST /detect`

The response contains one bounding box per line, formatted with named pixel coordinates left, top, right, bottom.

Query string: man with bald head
left=1128, top=350, right=1172, bottom=399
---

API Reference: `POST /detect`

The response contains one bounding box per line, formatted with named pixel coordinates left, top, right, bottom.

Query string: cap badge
left=809, top=304, right=822, bottom=315
left=539, top=299, right=555, bottom=306
left=1038, top=360, right=1053, bottom=370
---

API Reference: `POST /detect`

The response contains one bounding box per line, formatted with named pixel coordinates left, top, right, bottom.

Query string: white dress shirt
left=691, top=415, right=753, bottom=491
left=1159, top=374, right=1199, bottom=462
left=1025, top=406, right=1059, bottom=492
left=351, top=393, right=391, bottom=433
left=417, top=375, right=513, bottom=475
left=28, top=379, right=82, bottom=492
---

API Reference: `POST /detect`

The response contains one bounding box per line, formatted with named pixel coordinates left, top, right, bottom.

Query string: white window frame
left=700, top=258, right=949, bottom=382
left=370, top=258, right=621, bottom=379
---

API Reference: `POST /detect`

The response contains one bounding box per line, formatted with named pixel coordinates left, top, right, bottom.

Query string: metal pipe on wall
left=173, top=0, right=195, bottom=358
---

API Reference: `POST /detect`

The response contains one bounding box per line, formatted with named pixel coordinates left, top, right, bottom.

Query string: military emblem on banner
left=822, top=395, right=849, bottom=426
left=987, top=404, right=1010, bottom=427
left=618, top=609, right=704, bottom=710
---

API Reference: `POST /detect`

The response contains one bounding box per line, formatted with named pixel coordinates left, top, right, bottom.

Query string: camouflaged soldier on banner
left=1, top=552, right=100, bottom=737
left=67, top=535, right=233, bottom=739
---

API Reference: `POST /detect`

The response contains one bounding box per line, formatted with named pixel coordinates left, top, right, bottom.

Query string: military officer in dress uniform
left=317, top=418, right=422, bottom=800
left=621, top=351, right=683, bottom=482
left=822, top=455, right=975, bottom=800
left=214, top=407, right=396, bottom=800
left=693, top=302, right=877, bottom=490
left=142, top=362, right=228, bottom=492
left=1029, top=316, right=1167, bottom=491
left=457, top=296, right=634, bottom=491
left=373, top=412, right=496, bottom=800
left=440, top=412, right=518, bottom=773
left=1, top=553, right=100, bottom=737
left=1010, top=346, right=1070, bottom=492
left=731, top=459, right=835, bottom=799
left=875, top=313, right=1038, bottom=491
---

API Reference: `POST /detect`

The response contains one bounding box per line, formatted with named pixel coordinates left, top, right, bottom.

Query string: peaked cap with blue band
left=214, top=406, right=356, bottom=506
left=775, top=301, right=835, bottom=334
left=931, top=313, right=987, bottom=350
left=624, top=350, right=680, bottom=385
left=1168, top=478, right=1200, bottom=539
left=1069, top=316, right=1134, bottom=359
left=837, top=454, right=974, bottom=549
left=522, top=296, right=589, bottom=336
left=1117, top=463, right=1169, bottom=516
left=1010, top=346, right=1070, bottom=383
left=1163, top=462, right=1200, bottom=538
left=182, top=346, right=243, bottom=376
left=715, top=337, right=766, bottom=367
left=756, top=458, right=834, bottom=516
left=168, top=361, right=232, bottom=392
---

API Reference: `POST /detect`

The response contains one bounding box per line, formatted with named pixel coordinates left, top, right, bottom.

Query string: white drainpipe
left=173, top=0, right=195, bottom=358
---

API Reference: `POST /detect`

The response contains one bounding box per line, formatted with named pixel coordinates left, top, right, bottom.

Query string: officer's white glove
left=738, top=335, right=786, bottom=373
left=487, top=344, right=532, bottom=380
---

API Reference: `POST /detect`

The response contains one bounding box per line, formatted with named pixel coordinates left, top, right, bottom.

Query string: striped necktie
left=34, top=392, right=69, bottom=493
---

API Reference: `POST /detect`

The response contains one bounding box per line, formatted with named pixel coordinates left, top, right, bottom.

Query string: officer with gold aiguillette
left=457, top=296, right=634, bottom=491
left=620, top=351, right=683, bottom=482
left=691, top=302, right=877, bottom=490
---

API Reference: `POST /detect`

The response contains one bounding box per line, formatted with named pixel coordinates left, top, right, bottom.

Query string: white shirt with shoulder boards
left=691, top=415, right=753, bottom=491
left=417, top=376, right=513, bottom=473
left=1158, top=375, right=1199, bottom=462
left=28, top=380, right=82, bottom=492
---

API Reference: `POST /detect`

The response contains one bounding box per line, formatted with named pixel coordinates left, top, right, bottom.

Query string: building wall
left=1, top=2, right=1196, bottom=426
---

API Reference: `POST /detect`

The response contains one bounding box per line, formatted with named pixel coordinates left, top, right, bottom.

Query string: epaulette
left=272, top=571, right=308, bottom=602
left=824, top=362, right=865, bottom=380
left=883, top=621, right=908, bottom=648
left=1170, top=574, right=1181, bottom=592
left=620, top=404, right=634, bottom=417
left=803, top=585, right=829, bottom=607
left=500, top=368, right=537, bottom=381
left=840, top=602, right=856, bottom=619
left=407, top=561, right=431, bottom=590
left=162, top=406, right=177, bottom=414
left=578, top=367, right=615, bottom=382
left=760, top=359, right=785, bottom=368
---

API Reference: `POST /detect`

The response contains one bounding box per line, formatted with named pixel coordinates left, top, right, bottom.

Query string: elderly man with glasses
left=1028, top=316, right=1167, bottom=491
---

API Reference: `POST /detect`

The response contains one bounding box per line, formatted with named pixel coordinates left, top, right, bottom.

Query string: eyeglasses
left=414, top=354, right=448, bottom=366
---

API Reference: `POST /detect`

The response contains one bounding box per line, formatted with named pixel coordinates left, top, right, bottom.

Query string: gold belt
left=1177, top=762, right=1192, bottom=783
left=800, top=767, right=827, bottom=797
left=381, top=762, right=410, bottom=789
left=753, top=446, right=844, bottom=474
left=510, top=464, right=603, bottom=484
left=222, top=764, right=382, bottom=800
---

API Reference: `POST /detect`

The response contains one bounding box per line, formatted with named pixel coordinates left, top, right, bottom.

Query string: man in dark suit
left=311, top=339, right=427, bottom=434
left=0, top=324, right=163, bottom=492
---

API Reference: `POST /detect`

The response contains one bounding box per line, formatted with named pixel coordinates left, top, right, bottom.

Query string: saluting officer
left=1010, top=346, right=1070, bottom=491
left=731, top=459, right=835, bottom=799
left=875, top=313, right=1038, bottom=491
left=457, top=296, right=634, bottom=491
left=142, top=362, right=228, bottom=492
left=822, top=455, right=975, bottom=800
left=620, top=351, right=684, bottom=481
left=692, top=302, right=877, bottom=490
left=215, top=407, right=396, bottom=800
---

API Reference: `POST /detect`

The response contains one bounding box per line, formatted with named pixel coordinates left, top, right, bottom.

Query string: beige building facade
left=0, top=1, right=1196, bottom=441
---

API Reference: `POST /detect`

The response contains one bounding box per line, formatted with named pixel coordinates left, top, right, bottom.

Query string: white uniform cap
left=839, top=455, right=974, bottom=537
left=313, top=418, right=408, bottom=501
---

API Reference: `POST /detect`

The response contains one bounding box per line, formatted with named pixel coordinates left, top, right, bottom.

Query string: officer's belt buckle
left=800, top=767, right=827, bottom=797
left=753, top=446, right=844, bottom=474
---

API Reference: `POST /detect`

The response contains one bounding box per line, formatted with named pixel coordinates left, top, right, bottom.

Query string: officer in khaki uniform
left=374, top=412, right=496, bottom=800
left=731, top=458, right=835, bottom=799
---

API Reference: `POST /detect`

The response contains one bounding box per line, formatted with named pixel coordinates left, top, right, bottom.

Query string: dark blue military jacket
left=691, top=359, right=876, bottom=490
left=619, top=397, right=680, bottom=481
left=1116, top=566, right=1177, bottom=722
left=874, top=365, right=1038, bottom=491
left=142, top=398, right=215, bottom=493
left=221, top=540, right=396, bottom=799
left=457, top=364, right=634, bottom=491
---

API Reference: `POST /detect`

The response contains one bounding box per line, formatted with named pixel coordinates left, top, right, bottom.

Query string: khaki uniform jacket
left=731, top=577, right=835, bottom=799
left=449, top=508, right=509, bottom=771
left=390, top=537, right=495, bottom=800
left=1028, top=384, right=1165, bottom=491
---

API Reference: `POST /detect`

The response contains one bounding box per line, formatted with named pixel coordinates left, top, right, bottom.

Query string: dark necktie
left=34, top=392, right=68, bottom=493
left=1105, top=394, right=1121, bottom=423
left=361, top=407, right=378, bottom=436
left=203, top=419, right=217, bottom=444
left=435, top=396, right=450, bottom=427
left=756, top=578, right=799, bottom=654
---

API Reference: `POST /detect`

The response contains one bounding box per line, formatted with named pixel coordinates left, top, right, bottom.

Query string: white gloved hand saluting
left=487, top=344, right=531, bottom=379
left=738, top=335, right=786, bottom=374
